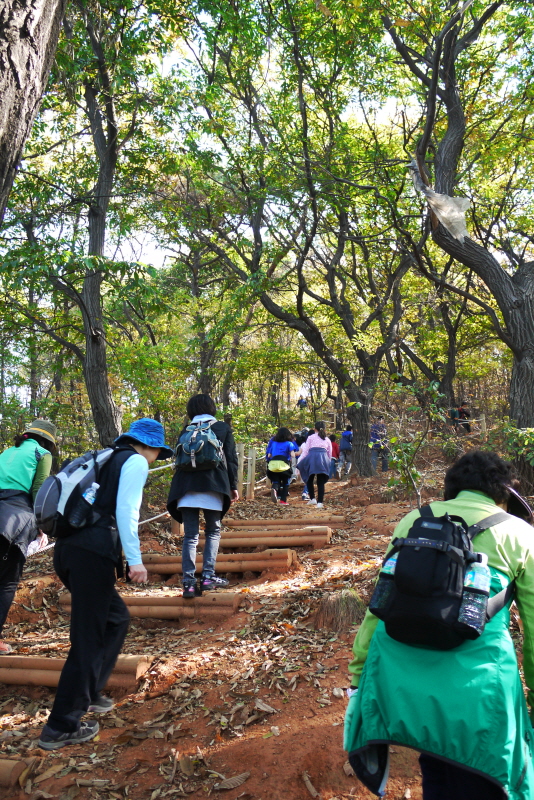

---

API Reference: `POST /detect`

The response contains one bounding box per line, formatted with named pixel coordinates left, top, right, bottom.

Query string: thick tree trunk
left=82, top=271, right=121, bottom=446
left=0, top=0, right=66, bottom=221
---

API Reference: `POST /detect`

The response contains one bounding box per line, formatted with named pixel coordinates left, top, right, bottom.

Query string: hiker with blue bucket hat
left=40, top=418, right=172, bottom=750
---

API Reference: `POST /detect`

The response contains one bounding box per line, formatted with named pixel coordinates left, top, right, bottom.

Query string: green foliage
left=501, top=420, right=534, bottom=468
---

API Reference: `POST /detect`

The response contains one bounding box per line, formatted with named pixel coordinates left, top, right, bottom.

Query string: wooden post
left=237, top=442, right=245, bottom=498
left=480, top=413, right=487, bottom=441
left=246, top=447, right=256, bottom=500
left=171, top=519, right=184, bottom=537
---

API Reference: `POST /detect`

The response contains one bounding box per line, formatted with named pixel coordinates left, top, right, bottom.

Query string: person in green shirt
left=344, top=450, right=534, bottom=800
left=0, top=419, right=57, bottom=654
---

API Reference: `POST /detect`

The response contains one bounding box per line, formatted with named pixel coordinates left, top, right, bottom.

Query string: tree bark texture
left=0, top=0, right=66, bottom=221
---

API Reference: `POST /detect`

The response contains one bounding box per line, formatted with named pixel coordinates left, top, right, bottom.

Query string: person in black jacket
left=167, top=394, right=239, bottom=599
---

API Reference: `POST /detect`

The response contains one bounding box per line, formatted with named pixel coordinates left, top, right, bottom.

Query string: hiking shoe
left=38, top=720, right=99, bottom=750
left=88, top=694, right=114, bottom=714
left=271, top=484, right=279, bottom=503
left=307, top=499, right=317, bottom=505
left=317, top=503, right=324, bottom=509
left=200, top=575, right=229, bottom=591
left=182, top=583, right=200, bottom=599
left=279, top=500, right=288, bottom=505
left=301, top=492, right=310, bottom=501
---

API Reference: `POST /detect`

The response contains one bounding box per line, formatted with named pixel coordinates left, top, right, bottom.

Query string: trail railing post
left=237, top=442, right=245, bottom=498
left=480, top=413, right=487, bottom=441
left=246, top=447, right=256, bottom=500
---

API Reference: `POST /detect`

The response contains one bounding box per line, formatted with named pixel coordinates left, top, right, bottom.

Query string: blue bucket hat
left=114, top=418, right=173, bottom=459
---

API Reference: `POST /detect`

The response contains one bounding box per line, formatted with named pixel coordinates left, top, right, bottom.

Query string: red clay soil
left=0, top=476, right=427, bottom=800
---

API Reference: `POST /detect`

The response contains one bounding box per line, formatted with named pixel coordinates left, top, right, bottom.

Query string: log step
left=225, top=516, right=345, bottom=529
left=143, top=549, right=296, bottom=574
left=59, top=592, right=243, bottom=612
left=0, top=654, right=152, bottom=689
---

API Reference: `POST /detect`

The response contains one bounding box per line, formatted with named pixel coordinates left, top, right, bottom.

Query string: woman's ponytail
left=314, top=422, right=326, bottom=440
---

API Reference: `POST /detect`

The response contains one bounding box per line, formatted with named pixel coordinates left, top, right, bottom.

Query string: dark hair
left=14, top=432, right=55, bottom=454
left=329, top=433, right=337, bottom=442
left=186, top=394, right=217, bottom=419
left=314, top=421, right=326, bottom=440
left=274, top=427, right=292, bottom=443
left=345, top=424, right=352, bottom=431
left=444, top=450, right=516, bottom=505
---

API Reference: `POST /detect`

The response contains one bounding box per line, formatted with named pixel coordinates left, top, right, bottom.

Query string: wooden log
left=59, top=592, right=241, bottom=610
left=144, top=552, right=295, bottom=574
left=236, top=442, right=245, bottom=498
left=0, top=654, right=151, bottom=678
left=62, top=605, right=232, bottom=619
left=0, top=669, right=137, bottom=689
left=0, top=758, right=26, bottom=787
left=171, top=519, right=184, bottom=536
left=144, top=549, right=292, bottom=565
left=225, top=516, right=345, bottom=528
left=216, top=536, right=328, bottom=549
left=219, top=526, right=332, bottom=537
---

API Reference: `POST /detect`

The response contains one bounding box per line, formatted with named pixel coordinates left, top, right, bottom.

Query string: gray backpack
left=34, top=448, right=114, bottom=537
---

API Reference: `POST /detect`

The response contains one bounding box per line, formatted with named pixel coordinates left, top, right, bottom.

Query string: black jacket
left=167, top=421, right=238, bottom=522
left=0, top=490, right=38, bottom=558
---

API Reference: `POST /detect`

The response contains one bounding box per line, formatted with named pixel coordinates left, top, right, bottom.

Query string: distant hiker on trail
left=345, top=450, right=534, bottom=799
left=458, top=401, right=471, bottom=434
left=266, top=427, right=300, bottom=505
left=297, top=421, right=332, bottom=508
left=167, top=394, right=238, bottom=599
left=39, top=418, right=172, bottom=750
left=0, top=420, right=57, bottom=655
left=338, top=425, right=353, bottom=475
left=296, top=395, right=308, bottom=409
left=448, top=406, right=460, bottom=429
left=369, top=416, right=389, bottom=474
left=329, top=433, right=340, bottom=479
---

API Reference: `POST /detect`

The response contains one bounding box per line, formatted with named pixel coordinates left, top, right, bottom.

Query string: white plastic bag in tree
left=410, top=160, right=470, bottom=241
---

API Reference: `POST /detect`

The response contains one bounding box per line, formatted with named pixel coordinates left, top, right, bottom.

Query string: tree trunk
left=0, top=0, right=66, bottom=221
left=81, top=271, right=121, bottom=446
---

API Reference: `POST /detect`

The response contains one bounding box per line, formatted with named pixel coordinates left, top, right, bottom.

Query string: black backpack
left=369, top=505, right=514, bottom=650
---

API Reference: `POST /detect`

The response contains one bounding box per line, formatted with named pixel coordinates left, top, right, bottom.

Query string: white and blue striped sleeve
left=115, top=454, right=149, bottom=566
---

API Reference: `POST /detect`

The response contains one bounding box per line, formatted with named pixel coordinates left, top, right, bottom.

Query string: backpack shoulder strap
left=465, top=509, right=516, bottom=619
left=487, top=581, right=515, bottom=620
left=419, top=505, right=434, bottom=518
left=467, top=510, right=513, bottom=540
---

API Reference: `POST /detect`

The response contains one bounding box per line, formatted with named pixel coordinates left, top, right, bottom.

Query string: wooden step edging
left=216, top=535, right=328, bottom=549
left=0, top=758, right=35, bottom=788
left=142, top=548, right=297, bottom=574
left=0, top=654, right=152, bottom=690
left=219, top=525, right=332, bottom=537
left=225, top=516, right=345, bottom=529
left=59, top=592, right=244, bottom=619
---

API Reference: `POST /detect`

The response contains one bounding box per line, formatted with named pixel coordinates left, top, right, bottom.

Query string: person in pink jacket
left=297, top=422, right=332, bottom=508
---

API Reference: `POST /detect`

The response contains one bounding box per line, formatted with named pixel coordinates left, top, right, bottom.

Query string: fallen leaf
left=179, top=756, right=195, bottom=776
left=343, top=761, right=355, bottom=777
left=34, top=763, right=65, bottom=784
left=332, top=688, right=344, bottom=698
left=215, top=772, right=251, bottom=790
left=254, top=699, right=277, bottom=714
left=302, top=771, right=320, bottom=798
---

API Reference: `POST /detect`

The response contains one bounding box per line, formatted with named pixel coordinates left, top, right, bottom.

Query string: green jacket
left=0, top=438, right=52, bottom=500
left=344, top=491, right=534, bottom=797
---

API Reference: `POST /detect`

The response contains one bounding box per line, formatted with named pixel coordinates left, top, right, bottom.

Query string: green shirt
left=349, top=490, right=534, bottom=708
left=0, top=438, right=52, bottom=501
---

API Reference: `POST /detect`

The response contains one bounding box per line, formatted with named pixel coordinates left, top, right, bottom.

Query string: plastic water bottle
left=370, top=552, right=398, bottom=611
left=69, top=482, right=100, bottom=528
left=458, top=553, right=491, bottom=634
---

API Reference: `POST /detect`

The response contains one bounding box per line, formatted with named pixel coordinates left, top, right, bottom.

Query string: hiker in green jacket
left=344, top=450, right=534, bottom=800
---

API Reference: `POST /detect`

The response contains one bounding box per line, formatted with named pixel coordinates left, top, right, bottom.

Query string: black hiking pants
left=420, top=754, right=505, bottom=800
left=0, top=535, right=24, bottom=637
left=307, top=473, right=328, bottom=504
left=46, top=543, right=130, bottom=732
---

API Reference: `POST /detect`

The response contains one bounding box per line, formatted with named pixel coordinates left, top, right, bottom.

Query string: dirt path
left=0, top=478, right=424, bottom=800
